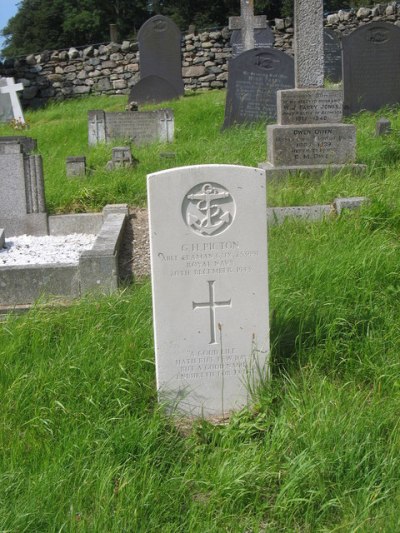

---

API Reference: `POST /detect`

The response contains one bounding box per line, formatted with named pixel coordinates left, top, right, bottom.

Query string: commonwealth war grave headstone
left=259, top=0, right=365, bottom=177
left=342, top=22, right=400, bottom=115
left=0, top=77, right=25, bottom=124
left=223, top=48, right=294, bottom=128
left=324, top=28, right=342, bottom=83
left=129, top=15, right=184, bottom=105
left=148, top=165, right=270, bottom=417
left=229, top=0, right=271, bottom=57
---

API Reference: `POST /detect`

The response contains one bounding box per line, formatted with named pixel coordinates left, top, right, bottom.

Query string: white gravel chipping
left=0, top=234, right=96, bottom=266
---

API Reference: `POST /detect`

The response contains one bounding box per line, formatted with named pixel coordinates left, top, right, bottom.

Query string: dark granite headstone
left=324, top=28, right=342, bottom=83
left=343, top=22, right=400, bottom=115
left=129, top=75, right=179, bottom=105
left=223, top=48, right=294, bottom=129
left=136, top=15, right=184, bottom=98
left=230, top=27, right=274, bottom=58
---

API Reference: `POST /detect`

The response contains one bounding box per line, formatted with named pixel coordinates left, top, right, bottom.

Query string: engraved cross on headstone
left=0, top=77, right=25, bottom=123
left=294, top=0, right=324, bottom=88
left=193, top=280, right=232, bottom=345
left=229, top=0, right=267, bottom=52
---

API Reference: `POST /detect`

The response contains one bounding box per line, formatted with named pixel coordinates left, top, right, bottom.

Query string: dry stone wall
left=1, top=2, right=400, bottom=108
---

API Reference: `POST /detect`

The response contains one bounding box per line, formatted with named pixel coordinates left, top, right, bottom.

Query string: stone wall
left=1, top=2, right=400, bottom=108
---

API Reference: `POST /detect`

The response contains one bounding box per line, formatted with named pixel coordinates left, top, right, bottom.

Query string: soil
left=118, top=206, right=151, bottom=282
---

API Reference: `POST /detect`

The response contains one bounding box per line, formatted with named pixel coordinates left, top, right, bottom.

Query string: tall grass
left=0, top=92, right=400, bottom=531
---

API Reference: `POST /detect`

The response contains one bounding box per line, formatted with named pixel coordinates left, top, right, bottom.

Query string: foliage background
left=1, top=0, right=375, bottom=58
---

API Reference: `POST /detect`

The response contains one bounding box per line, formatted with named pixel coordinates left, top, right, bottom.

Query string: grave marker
left=259, top=0, right=365, bottom=177
left=88, top=109, right=174, bottom=146
left=0, top=139, right=47, bottom=235
left=229, top=0, right=268, bottom=54
left=148, top=165, right=270, bottom=417
left=223, top=48, right=294, bottom=128
left=324, top=28, right=342, bottom=83
left=130, top=15, right=184, bottom=104
left=0, top=77, right=25, bottom=124
left=342, top=22, right=400, bottom=115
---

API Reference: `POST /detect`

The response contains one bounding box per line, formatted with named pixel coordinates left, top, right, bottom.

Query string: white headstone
left=148, top=165, right=270, bottom=417
left=0, top=77, right=25, bottom=124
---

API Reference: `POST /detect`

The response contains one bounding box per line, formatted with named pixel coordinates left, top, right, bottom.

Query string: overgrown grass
left=1, top=92, right=400, bottom=531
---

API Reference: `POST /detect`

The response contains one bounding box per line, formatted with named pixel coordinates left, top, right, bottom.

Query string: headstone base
left=258, top=161, right=367, bottom=179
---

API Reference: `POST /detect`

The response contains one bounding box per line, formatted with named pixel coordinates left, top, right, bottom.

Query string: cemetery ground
left=1, top=91, right=400, bottom=531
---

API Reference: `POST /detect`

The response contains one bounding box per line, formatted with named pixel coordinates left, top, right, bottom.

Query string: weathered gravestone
left=0, top=139, right=47, bottom=235
left=148, top=165, right=270, bottom=417
left=342, top=22, right=400, bottom=115
left=324, top=28, right=342, bottom=83
left=223, top=48, right=294, bottom=128
left=129, top=75, right=179, bottom=105
left=0, top=77, right=25, bottom=124
left=88, top=109, right=174, bottom=146
left=229, top=0, right=271, bottom=58
left=66, top=156, right=86, bottom=178
left=259, top=0, right=365, bottom=177
left=129, top=15, right=184, bottom=105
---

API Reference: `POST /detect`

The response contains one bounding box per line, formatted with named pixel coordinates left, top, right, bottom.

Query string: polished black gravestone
left=129, top=75, right=179, bottom=105
left=132, top=15, right=184, bottom=104
left=230, top=27, right=274, bottom=58
left=223, top=48, right=294, bottom=129
left=324, top=28, right=342, bottom=83
left=343, top=22, right=400, bottom=115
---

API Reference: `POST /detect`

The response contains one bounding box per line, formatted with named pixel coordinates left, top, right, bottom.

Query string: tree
left=1, top=0, right=150, bottom=57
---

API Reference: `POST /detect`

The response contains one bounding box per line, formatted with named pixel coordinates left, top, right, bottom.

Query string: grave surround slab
left=148, top=164, right=270, bottom=417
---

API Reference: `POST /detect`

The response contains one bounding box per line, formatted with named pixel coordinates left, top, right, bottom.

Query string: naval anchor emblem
left=182, top=182, right=236, bottom=237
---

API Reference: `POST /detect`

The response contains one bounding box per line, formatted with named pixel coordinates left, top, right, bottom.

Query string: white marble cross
left=294, top=0, right=324, bottom=88
left=229, top=0, right=267, bottom=52
left=0, top=77, right=25, bottom=123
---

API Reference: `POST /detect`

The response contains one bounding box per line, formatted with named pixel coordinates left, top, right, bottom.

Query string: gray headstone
left=0, top=141, right=47, bottom=235
left=294, top=0, right=324, bottom=88
left=129, top=75, right=180, bottom=105
left=148, top=165, right=270, bottom=417
left=137, top=15, right=184, bottom=97
left=88, top=109, right=174, bottom=146
left=229, top=0, right=267, bottom=53
left=324, top=28, right=342, bottom=83
left=343, top=22, right=400, bottom=115
left=106, top=146, right=137, bottom=169
left=223, top=48, right=294, bottom=128
left=230, top=27, right=274, bottom=58
left=66, top=156, right=86, bottom=177
left=375, top=117, right=391, bottom=136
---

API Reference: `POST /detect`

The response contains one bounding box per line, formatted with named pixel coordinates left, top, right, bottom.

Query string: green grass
left=1, top=92, right=400, bottom=531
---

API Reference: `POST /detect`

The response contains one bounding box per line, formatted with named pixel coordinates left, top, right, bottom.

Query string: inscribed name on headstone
left=223, top=48, right=294, bottom=128
left=133, top=15, right=184, bottom=103
left=324, top=28, right=342, bottom=83
left=342, top=22, right=400, bottom=115
left=88, top=109, right=174, bottom=146
left=230, top=28, right=274, bottom=58
left=0, top=140, right=47, bottom=235
left=148, top=165, right=270, bottom=417
left=0, top=77, right=25, bottom=124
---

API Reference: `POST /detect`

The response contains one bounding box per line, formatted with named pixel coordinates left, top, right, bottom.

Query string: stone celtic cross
left=294, top=0, right=324, bottom=88
left=229, top=0, right=267, bottom=52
